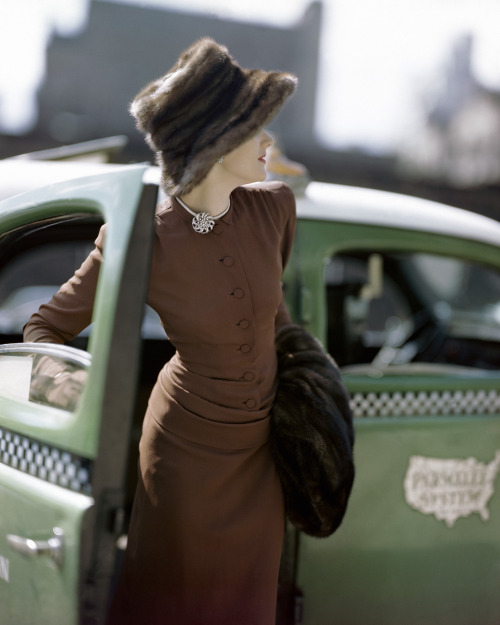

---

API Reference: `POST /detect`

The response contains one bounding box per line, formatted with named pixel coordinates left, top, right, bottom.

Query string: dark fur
left=270, top=324, right=355, bottom=537
left=130, top=38, right=297, bottom=196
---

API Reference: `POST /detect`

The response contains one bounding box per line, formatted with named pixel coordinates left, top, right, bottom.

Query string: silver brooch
left=175, top=196, right=230, bottom=234
left=192, top=212, right=215, bottom=234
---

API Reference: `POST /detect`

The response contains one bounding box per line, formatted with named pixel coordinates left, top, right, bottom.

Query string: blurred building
left=1, top=2, right=500, bottom=221
left=398, top=34, right=500, bottom=188
left=0, top=1, right=321, bottom=165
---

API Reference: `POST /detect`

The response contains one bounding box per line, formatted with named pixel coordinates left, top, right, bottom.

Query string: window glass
left=0, top=241, right=95, bottom=336
left=0, top=345, right=90, bottom=413
left=0, top=226, right=165, bottom=342
left=0, top=217, right=101, bottom=416
left=326, top=252, right=500, bottom=369
left=410, top=253, right=500, bottom=317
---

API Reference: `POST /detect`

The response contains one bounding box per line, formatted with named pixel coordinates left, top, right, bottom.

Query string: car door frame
left=0, top=164, right=158, bottom=624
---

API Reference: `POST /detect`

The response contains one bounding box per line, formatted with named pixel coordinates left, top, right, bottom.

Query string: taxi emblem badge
left=404, top=451, right=500, bottom=527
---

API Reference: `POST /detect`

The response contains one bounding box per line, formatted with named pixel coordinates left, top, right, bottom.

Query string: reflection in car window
left=30, top=354, right=88, bottom=412
left=0, top=345, right=90, bottom=413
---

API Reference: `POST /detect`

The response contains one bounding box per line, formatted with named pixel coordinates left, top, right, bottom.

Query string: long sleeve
left=23, top=226, right=106, bottom=344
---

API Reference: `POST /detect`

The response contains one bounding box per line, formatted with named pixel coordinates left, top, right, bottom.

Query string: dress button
left=213, top=224, right=224, bottom=234
left=239, top=344, right=251, bottom=353
left=243, top=372, right=255, bottom=382
left=238, top=319, right=250, bottom=329
left=232, top=288, right=244, bottom=299
left=245, top=399, right=257, bottom=409
left=221, top=256, right=234, bottom=267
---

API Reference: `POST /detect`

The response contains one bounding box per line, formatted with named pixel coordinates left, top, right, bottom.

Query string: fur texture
left=130, top=38, right=297, bottom=196
left=270, top=324, right=355, bottom=537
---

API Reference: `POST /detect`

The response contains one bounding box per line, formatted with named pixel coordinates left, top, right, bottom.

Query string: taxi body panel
left=289, top=181, right=500, bottom=625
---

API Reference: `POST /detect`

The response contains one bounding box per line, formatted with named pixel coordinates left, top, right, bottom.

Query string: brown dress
left=24, top=181, right=297, bottom=625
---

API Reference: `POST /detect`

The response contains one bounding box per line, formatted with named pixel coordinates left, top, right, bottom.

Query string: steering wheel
left=372, top=308, right=448, bottom=367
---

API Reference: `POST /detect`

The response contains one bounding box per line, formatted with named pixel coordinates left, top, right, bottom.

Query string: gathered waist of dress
left=160, top=353, right=277, bottom=419
left=147, top=355, right=278, bottom=449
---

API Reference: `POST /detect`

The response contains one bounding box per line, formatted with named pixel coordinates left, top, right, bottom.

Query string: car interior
left=326, top=250, right=500, bottom=371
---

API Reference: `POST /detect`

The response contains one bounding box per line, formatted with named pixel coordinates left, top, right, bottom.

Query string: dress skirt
left=106, top=367, right=286, bottom=625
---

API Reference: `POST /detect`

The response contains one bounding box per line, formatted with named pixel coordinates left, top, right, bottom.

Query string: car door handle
left=6, top=527, right=64, bottom=567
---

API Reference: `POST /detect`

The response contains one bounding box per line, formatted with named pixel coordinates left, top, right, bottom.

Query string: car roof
left=2, top=159, right=499, bottom=249
left=297, top=181, right=500, bottom=248
left=0, top=159, right=134, bottom=202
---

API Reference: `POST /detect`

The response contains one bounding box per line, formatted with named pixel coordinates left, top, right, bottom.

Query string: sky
left=1, top=0, right=499, bottom=153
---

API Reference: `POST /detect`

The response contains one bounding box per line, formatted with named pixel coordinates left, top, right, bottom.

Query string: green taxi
left=0, top=160, right=499, bottom=625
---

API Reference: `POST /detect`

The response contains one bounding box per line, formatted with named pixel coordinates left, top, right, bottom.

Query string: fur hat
left=130, top=38, right=298, bottom=196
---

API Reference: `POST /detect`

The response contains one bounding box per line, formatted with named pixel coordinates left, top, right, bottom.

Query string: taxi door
left=0, top=164, right=157, bottom=624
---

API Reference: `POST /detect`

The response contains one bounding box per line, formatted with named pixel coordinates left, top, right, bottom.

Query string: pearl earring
left=217, top=156, right=225, bottom=164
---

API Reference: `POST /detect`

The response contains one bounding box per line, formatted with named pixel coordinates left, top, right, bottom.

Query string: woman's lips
left=258, top=155, right=266, bottom=163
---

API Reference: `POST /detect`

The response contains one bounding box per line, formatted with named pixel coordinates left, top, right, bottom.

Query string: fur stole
left=270, top=324, right=355, bottom=537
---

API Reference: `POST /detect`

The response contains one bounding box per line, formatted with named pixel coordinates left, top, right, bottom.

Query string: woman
left=24, top=38, right=297, bottom=625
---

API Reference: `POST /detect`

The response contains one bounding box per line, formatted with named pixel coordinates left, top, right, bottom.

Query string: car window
left=326, top=251, right=500, bottom=369
left=0, top=241, right=95, bottom=336
left=0, top=216, right=102, bottom=344
left=409, top=253, right=500, bottom=318
left=0, top=212, right=167, bottom=427
left=0, top=222, right=166, bottom=343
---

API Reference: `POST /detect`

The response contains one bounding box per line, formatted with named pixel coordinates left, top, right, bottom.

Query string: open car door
left=0, top=163, right=157, bottom=624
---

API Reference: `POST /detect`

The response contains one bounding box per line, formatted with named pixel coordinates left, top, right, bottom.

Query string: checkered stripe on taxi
left=0, top=426, right=92, bottom=494
left=351, top=389, right=500, bottom=418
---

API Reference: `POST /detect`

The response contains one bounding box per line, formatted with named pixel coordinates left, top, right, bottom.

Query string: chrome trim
left=0, top=343, right=91, bottom=368
left=6, top=527, right=64, bottom=567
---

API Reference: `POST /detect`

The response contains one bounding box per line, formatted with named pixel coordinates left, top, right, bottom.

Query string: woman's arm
left=23, top=225, right=106, bottom=344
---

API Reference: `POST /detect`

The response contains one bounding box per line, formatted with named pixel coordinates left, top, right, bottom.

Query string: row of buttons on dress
left=221, top=254, right=258, bottom=410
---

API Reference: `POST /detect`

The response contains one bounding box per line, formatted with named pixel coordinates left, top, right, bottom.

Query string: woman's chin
left=255, top=167, right=268, bottom=182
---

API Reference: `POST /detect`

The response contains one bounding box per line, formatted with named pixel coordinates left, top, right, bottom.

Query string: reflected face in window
left=43, top=369, right=88, bottom=412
